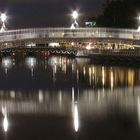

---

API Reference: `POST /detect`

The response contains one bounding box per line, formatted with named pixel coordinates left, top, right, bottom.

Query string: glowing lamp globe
left=72, top=11, right=78, bottom=20
left=1, top=13, right=6, bottom=22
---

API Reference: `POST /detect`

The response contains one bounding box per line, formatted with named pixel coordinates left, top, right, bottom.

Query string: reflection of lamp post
left=3, top=114, right=9, bottom=132
left=71, top=10, right=79, bottom=29
left=0, top=13, right=7, bottom=32
left=25, top=57, right=37, bottom=78
left=72, top=87, right=79, bottom=132
left=2, top=57, right=12, bottom=76
left=73, top=102, right=79, bottom=132
left=2, top=106, right=9, bottom=132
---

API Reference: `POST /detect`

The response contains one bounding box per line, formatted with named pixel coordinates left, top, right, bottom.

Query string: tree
left=97, top=0, right=139, bottom=29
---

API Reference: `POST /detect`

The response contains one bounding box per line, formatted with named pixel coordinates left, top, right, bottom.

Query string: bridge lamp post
left=0, top=13, right=7, bottom=32
left=71, top=10, right=79, bottom=29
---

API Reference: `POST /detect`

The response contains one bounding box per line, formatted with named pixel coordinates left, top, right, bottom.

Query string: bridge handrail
left=83, top=49, right=140, bottom=56
left=2, top=27, right=137, bottom=34
left=0, top=27, right=139, bottom=43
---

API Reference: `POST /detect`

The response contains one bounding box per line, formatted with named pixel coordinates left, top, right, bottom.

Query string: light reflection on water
left=0, top=87, right=139, bottom=114
left=1, top=56, right=138, bottom=89
left=0, top=55, right=140, bottom=139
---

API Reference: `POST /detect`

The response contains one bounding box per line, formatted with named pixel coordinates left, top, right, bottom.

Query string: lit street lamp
left=0, top=13, right=7, bottom=32
left=72, top=11, right=78, bottom=20
left=71, top=10, right=79, bottom=29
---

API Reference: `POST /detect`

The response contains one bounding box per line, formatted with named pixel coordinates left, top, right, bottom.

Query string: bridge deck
left=0, top=27, right=139, bottom=44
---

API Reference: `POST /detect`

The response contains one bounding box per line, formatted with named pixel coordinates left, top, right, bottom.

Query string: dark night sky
left=0, top=0, right=105, bottom=29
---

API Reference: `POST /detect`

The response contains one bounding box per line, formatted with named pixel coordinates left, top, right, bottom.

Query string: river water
left=0, top=54, right=140, bottom=140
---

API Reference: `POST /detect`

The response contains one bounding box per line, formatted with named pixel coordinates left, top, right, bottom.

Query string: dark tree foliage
left=88, top=17, right=97, bottom=22
left=97, top=0, right=140, bottom=29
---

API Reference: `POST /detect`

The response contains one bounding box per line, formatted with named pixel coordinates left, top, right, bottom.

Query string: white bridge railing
left=0, top=27, right=140, bottom=43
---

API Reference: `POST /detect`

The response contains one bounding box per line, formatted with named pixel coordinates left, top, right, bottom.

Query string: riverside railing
left=0, top=27, right=139, bottom=43
left=83, top=49, right=140, bottom=57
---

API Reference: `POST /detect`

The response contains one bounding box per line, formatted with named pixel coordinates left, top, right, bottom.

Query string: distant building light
left=27, top=43, right=36, bottom=47
left=48, top=43, right=60, bottom=47
left=86, top=44, right=91, bottom=50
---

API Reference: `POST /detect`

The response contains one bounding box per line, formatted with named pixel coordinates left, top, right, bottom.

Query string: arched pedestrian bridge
left=0, top=27, right=140, bottom=59
left=0, top=27, right=140, bottom=49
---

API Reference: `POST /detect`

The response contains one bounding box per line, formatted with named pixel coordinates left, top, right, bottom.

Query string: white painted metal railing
left=0, top=27, right=139, bottom=43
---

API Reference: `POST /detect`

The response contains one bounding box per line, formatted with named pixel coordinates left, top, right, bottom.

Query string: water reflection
left=0, top=84, right=139, bottom=138
left=137, top=97, right=140, bottom=125
left=2, top=107, right=9, bottom=132
left=0, top=87, right=138, bottom=116
left=1, top=57, right=13, bottom=75
left=38, top=90, right=43, bottom=103
left=0, top=55, right=140, bottom=139
left=73, top=103, right=79, bottom=132
left=110, top=68, right=114, bottom=89
left=23, top=56, right=140, bottom=89
left=102, top=66, right=105, bottom=87
left=25, top=57, right=37, bottom=77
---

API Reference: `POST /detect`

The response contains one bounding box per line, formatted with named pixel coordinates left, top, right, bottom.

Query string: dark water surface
left=0, top=54, right=140, bottom=140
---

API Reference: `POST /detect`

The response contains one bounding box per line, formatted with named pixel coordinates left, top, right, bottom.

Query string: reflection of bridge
left=0, top=27, right=140, bottom=48
left=0, top=87, right=139, bottom=114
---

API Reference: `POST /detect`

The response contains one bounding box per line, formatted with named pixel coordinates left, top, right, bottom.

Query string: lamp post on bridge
left=71, top=10, right=79, bottom=29
left=0, top=13, right=7, bottom=32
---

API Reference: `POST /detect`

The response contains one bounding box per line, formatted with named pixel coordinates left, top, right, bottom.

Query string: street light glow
left=86, top=44, right=91, bottom=50
left=72, top=11, right=78, bottom=20
left=25, top=57, right=37, bottom=77
left=1, top=13, right=6, bottom=22
left=25, top=57, right=37, bottom=68
left=0, top=13, right=7, bottom=32
left=2, top=57, right=12, bottom=69
left=71, top=10, right=79, bottom=29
